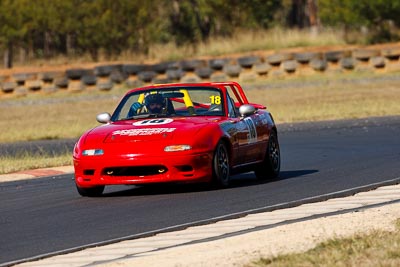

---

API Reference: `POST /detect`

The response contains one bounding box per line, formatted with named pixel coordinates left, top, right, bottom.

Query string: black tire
left=76, top=184, right=105, bottom=197
left=94, top=64, right=122, bottom=77
left=255, top=130, right=280, bottom=180
left=180, top=59, right=204, bottom=71
left=122, top=64, right=147, bottom=75
left=137, top=71, right=157, bottom=82
left=166, top=69, right=185, bottom=80
left=1, top=81, right=17, bottom=93
left=54, top=77, right=69, bottom=88
left=340, top=57, right=355, bottom=70
left=310, top=58, right=328, bottom=71
left=325, top=51, right=344, bottom=63
left=382, top=48, right=400, bottom=60
left=151, top=62, right=170, bottom=74
left=282, top=60, right=298, bottom=73
left=209, top=58, right=229, bottom=70
left=66, top=68, right=88, bottom=80
left=110, top=69, right=128, bottom=83
left=353, top=49, right=379, bottom=61
left=195, top=67, right=213, bottom=79
left=39, top=71, right=63, bottom=82
left=212, top=141, right=230, bottom=187
left=294, top=52, right=319, bottom=64
left=266, top=53, right=293, bottom=66
left=13, top=72, right=36, bottom=84
left=370, top=56, right=385, bottom=68
left=222, top=64, right=242, bottom=77
left=253, top=62, right=272, bottom=75
left=82, top=75, right=97, bottom=85
left=96, top=81, right=114, bottom=91
left=237, top=56, right=260, bottom=68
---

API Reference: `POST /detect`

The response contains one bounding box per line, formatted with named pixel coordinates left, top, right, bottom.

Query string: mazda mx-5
left=73, top=82, right=280, bottom=196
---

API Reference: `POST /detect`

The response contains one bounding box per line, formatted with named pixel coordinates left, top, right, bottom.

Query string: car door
left=225, top=95, right=258, bottom=165
left=244, top=111, right=270, bottom=162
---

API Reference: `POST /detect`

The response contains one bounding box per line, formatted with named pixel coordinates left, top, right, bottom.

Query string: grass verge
left=251, top=219, right=400, bottom=266
left=0, top=151, right=72, bottom=174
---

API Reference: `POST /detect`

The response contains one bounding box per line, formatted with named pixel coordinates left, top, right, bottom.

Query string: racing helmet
left=144, top=93, right=165, bottom=113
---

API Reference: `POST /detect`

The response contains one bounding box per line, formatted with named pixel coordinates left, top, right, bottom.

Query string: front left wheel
left=212, top=141, right=230, bottom=187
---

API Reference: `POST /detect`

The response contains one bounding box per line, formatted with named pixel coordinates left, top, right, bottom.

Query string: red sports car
left=73, top=82, right=280, bottom=196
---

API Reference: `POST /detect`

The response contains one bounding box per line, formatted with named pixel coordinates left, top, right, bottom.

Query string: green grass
left=250, top=219, right=400, bottom=267
left=0, top=150, right=72, bottom=174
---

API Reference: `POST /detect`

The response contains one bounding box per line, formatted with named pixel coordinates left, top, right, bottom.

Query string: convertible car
left=73, top=82, right=280, bottom=196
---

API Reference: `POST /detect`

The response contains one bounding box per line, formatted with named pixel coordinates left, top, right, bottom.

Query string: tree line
left=1, top=0, right=400, bottom=68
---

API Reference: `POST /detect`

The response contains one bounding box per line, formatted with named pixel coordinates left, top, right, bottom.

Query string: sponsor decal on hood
left=112, top=128, right=176, bottom=136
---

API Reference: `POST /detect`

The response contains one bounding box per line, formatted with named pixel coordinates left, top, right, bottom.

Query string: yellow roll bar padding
left=179, top=89, right=193, bottom=107
left=138, top=93, right=145, bottom=104
left=180, top=89, right=195, bottom=115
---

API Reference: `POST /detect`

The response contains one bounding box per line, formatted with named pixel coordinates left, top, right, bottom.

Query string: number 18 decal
left=210, top=95, right=221, bottom=105
left=243, top=117, right=257, bottom=143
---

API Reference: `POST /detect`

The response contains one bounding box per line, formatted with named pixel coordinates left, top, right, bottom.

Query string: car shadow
left=228, top=169, right=319, bottom=188
left=100, top=169, right=319, bottom=197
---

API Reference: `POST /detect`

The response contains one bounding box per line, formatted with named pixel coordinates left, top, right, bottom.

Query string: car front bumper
left=74, top=151, right=214, bottom=187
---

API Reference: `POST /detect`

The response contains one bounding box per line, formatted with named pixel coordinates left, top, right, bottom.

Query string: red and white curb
left=0, top=166, right=74, bottom=183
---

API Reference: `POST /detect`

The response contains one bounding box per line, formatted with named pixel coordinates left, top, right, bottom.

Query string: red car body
left=73, top=82, right=280, bottom=196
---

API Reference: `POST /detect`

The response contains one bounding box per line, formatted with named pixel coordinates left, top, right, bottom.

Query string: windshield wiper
left=119, top=113, right=169, bottom=121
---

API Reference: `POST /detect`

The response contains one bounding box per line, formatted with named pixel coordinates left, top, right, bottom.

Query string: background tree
left=1, top=0, right=400, bottom=68
left=319, top=0, right=400, bottom=43
left=0, top=0, right=29, bottom=68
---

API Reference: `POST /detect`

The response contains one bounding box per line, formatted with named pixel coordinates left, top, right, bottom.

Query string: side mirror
left=96, top=113, right=111, bottom=123
left=239, top=104, right=256, bottom=117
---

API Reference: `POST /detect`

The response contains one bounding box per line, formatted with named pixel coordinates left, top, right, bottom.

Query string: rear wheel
left=255, top=130, right=280, bottom=180
left=212, top=141, right=230, bottom=187
left=76, top=184, right=105, bottom=197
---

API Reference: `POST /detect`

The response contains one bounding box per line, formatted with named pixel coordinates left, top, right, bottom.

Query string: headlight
left=82, top=149, right=104, bottom=156
left=164, top=145, right=191, bottom=152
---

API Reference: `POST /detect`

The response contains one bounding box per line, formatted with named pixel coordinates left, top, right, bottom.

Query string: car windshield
left=111, top=87, right=225, bottom=121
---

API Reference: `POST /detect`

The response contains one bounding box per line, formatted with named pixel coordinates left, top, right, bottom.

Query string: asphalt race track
left=1, top=116, right=400, bottom=265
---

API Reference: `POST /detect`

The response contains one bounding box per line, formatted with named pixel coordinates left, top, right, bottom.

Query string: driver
left=144, top=93, right=165, bottom=114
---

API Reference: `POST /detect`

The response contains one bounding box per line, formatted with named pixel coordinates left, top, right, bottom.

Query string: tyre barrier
left=82, top=75, right=97, bottom=86
left=209, top=58, right=229, bottom=70
left=1, top=44, right=400, bottom=97
left=325, top=50, right=345, bottom=63
left=180, top=59, right=205, bottom=71
left=266, top=53, right=293, bottom=66
left=152, top=62, right=170, bottom=74
left=237, top=56, right=260, bottom=68
left=54, top=77, right=68, bottom=89
left=195, top=67, right=214, bottom=79
left=223, top=64, right=242, bottom=77
left=310, top=58, right=328, bottom=71
left=252, top=62, right=272, bottom=75
left=166, top=69, right=185, bottom=81
left=38, top=71, right=63, bottom=83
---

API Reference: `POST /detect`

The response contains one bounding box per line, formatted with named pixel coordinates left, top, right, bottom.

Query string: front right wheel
left=255, top=130, right=280, bottom=180
left=76, top=184, right=105, bottom=197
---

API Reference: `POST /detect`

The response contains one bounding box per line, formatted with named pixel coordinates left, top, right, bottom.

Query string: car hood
left=84, top=117, right=223, bottom=144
